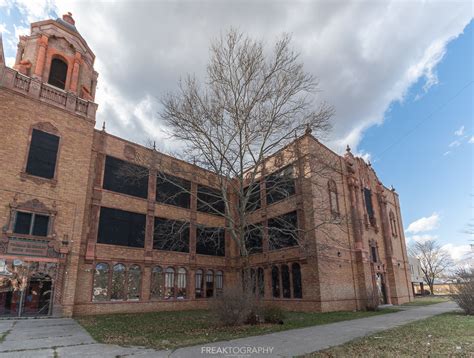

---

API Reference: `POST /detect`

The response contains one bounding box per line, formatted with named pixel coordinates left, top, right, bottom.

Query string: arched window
left=150, top=266, right=163, bottom=299
left=271, top=266, right=280, bottom=298
left=216, top=271, right=223, bottom=296
left=195, top=269, right=203, bottom=298
left=92, top=263, right=109, bottom=302
left=48, top=58, right=68, bottom=90
left=292, top=263, right=302, bottom=298
left=177, top=268, right=187, bottom=299
left=164, top=267, right=175, bottom=299
left=389, top=211, right=398, bottom=237
left=127, top=265, right=141, bottom=300
left=250, top=268, right=257, bottom=293
left=206, top=270, right=214, bottom=298
left=111, top=263, right=126, bottom=300
left=257, top=267, right=265, bottom=297
left=328, top=180, right=340, bottom=218
left=281, top=264, right=291, bottom=298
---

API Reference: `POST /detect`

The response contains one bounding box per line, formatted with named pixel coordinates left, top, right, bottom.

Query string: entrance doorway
left=375, top=273, right=388, bottom=304
left=0, top=273, right=53, bottom=317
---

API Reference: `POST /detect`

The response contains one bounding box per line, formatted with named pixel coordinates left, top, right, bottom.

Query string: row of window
left=92, top=263, right=224, bottom=302
left=271, top=263, right=303, bottom=299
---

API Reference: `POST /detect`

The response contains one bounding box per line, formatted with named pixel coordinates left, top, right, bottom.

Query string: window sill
left=7, top=233, right=53, bottom=241
left=20, top=172, right=57, bottom=187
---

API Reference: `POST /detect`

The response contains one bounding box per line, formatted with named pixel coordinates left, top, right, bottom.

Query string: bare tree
left=124, top=29, right=346, bottom=289
left=409, top=240, right=453, bottom=295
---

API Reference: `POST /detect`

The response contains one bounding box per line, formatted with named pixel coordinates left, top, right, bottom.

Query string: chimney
left=62, top=12, right=75, bottom=26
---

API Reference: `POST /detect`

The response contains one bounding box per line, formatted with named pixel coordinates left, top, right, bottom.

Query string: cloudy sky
left=0, top=0, right=473, bottom=263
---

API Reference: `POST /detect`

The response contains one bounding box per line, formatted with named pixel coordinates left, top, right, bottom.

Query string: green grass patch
left=402, top=296, right=450, bottom=306
left=309, top=312, right=474, bottom=357
left=77, top=308, right=399, bottom=350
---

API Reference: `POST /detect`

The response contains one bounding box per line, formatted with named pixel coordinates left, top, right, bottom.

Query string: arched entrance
left=375, top=273, right=388, bottom=304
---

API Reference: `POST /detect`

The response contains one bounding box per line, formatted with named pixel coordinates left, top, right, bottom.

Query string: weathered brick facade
left=0, top=14, right=413, bottom=318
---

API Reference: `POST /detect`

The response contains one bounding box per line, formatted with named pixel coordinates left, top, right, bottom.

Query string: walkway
left=0, top=301, right=458, bottom=357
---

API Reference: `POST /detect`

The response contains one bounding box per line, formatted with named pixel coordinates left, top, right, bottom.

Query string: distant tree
left=409, top=240, right=453, bottom=295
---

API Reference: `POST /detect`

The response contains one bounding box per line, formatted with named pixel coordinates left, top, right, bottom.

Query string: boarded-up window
left=196, top=226, right=225, bottom=256
left=244, top=224, right=263, bottom=254
left=103, top=156, right=148, bottom=199
left=266, top=166, right=295, bottom=205
left=156, top=173, right=191, bottom=208
left=268, top=211, right=299, bottom=250
left=153, top=218, right=189, bottom=252
left=26, top=129, right=59, bottom=179
left=97, top=207, right=146, bottom=248
left=48, top=58, right=67, bottom=89
left=197, top=185, right=225, bottom=215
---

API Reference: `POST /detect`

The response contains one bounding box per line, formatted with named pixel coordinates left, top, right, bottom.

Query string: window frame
left=12, top=210, right=51, bottom=238
left=265, top=165, right=296, bottom=206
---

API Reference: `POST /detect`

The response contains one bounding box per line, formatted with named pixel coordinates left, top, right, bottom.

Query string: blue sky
left=360, top=20, right=473, bottom=260
left=1, top=1, right=473, bottom=262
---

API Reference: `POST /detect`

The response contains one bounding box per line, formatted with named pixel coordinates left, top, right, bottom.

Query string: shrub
left=210, top=285, right=258, bottom=326
left=262, top=305, right=285, bottom=324
left=450, top=268, right=474, bottom=315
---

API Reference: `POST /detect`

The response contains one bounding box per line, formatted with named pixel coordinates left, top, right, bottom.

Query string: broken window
left=195, top=269, right=204, bottom=298
left=26, top=129, right=59, bottom=179
left=197, top=185, right=225, bottom=215
left=97, top=207, right=146, bottom=248
left=268, top=211, right=299, bottom=250
left=48, top=58, right=68, bottom=89
left=153, top=218, right=189, bottom=252
left=92, top=263, right=109, bottom=302
left=292, top=263, right=302, bottom=298
left=266, top=166, right=295, bottom=205
left=156, top=173, right=191, bottom=208
left=103, top=156, right=148, bottom=199
left=281, top=264, right=291, bottom=298
left=177, top=268, right=187, bottom=299
left=13, top=211, right=50, bottom=237
left=150, top=266, right=163, bottom=299
left=127, top=265, right=141, bottom=300
left=196, top=226, right=225, bottom=256
left=111, top=263, right=126, bottom=300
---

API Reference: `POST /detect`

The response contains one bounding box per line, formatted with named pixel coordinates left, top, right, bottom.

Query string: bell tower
left=13, top=12, right=98, bottom=101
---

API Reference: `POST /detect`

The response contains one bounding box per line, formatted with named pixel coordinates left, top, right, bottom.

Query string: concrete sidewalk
left=0, top=301, right=458, bottom=357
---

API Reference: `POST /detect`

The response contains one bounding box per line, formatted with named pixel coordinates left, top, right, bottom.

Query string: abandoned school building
left=0, top=14, right=413, bottom=318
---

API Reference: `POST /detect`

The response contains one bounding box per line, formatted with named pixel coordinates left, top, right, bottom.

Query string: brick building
left=0, top=14, right=413, bottom=317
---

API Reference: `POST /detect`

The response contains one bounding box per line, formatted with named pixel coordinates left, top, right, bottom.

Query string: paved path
left=0, top=302, right=458, bottom=357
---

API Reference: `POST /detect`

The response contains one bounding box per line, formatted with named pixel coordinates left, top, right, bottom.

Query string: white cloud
left=448, top=140, right=461, bottom=148
left=469, top=136, right=474, bottom=144
left=5, top=56, right=14, bottom=67
left=443, top=151, right=451, bottom=156
left=0, top=22, right=9, bottom=34
left=406, top=234, right=438, bottom=244
left=454, top=125, right=465, bottom=136
left=406, top=213, right=440, bottom=233
left=442, top=243, right=473, bottom=263
left=1, top=0, right=472, bottom=152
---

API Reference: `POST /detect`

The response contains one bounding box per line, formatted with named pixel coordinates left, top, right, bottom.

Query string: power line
left=374, top=79, right=474, bottom=161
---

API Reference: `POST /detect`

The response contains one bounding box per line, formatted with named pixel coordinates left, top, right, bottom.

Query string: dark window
left=281, top=264, right=291, bottom=298
left=97, top=207, right=146, bottom=248
left=243, top=183, right=261, bottom=212
left=271, top=266, right=280, bottom=298
left=13, top=212, right=50, bottom=237
left=153, top=218, right=189, bottom=252
left=266, top=166, right=295, bottom=205
left=244, top=224, right=263, bottom=254
left=195, top=269, right=203, bottom=298
left=371, top=245, right=378, bottom=263
left=206, top=270, right=214, bottom=297
left=364, top=188, right=374, bottom=219
left=257, top=267, right=265, bottom=297
left=216, top=271, right=224, bottom=296
left=26, top=129, right=59, bottom=179
left=328, top=180, right=340, bottom=217
left=197, top=185, right=225, bottom=215
left=48, top=58, right=68, bottom=89
left=268, top=211, right=299, bottom=250
left=103, top=156, right=148, bottom=199
left=196, top=226, right=225, bottom=256
left=156, top=173, right=190, bottom=208
left=292, top=263, right=302, bottom=298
